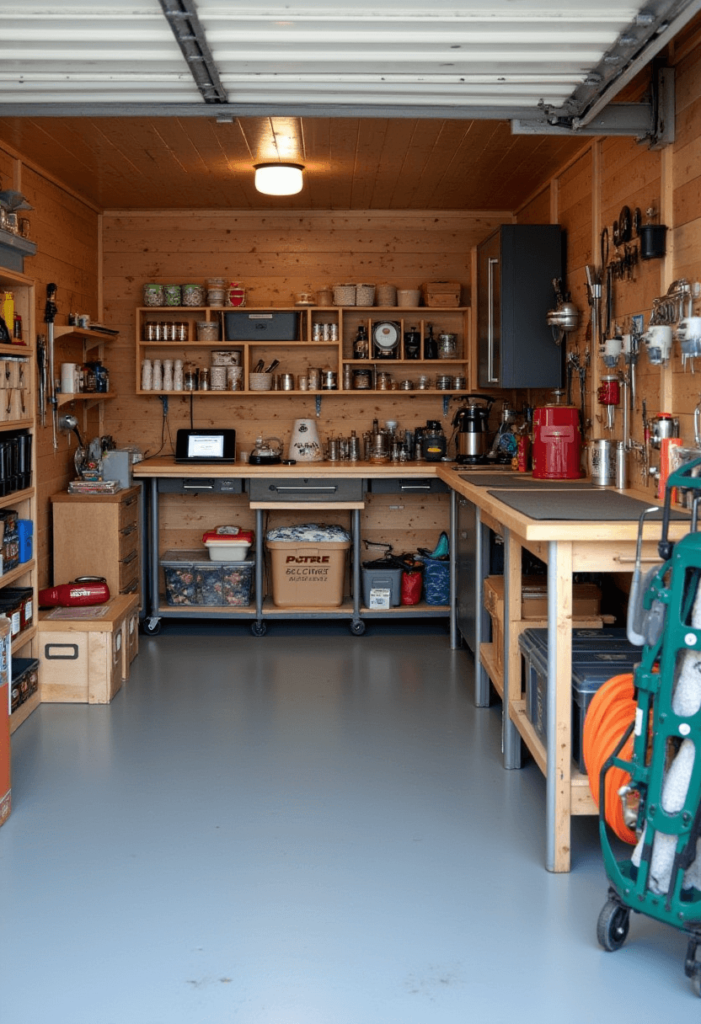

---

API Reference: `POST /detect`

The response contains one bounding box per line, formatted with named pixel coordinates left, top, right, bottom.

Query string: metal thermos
left=615, top=441, right=627, bottom=490
left=588, top=438, right=613, bottom=486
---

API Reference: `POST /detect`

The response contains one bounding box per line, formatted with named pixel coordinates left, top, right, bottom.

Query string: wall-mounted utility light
left=254, top=163, right=304, bottom=196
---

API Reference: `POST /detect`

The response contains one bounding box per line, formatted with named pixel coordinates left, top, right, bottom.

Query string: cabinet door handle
left=123, top=495, right=137, bottom=507
left=270, top=485, right=338, bottom=493
left=121, top=549, right=138, bottom=565
left=487, top=255, right=499, bottom=384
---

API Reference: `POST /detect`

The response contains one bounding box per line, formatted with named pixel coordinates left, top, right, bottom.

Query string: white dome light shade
left=254, top=163, right=304, bottom=196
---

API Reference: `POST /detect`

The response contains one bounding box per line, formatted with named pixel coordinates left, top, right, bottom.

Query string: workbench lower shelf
left=509, top=699, right=597, bottom=815
left=142, top=596, right=450, bottom=635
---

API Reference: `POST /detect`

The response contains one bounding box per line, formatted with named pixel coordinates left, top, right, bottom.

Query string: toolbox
left=224, top=311, right=299, bottom=341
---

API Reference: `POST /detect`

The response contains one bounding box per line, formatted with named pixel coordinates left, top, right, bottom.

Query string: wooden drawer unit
left=51, top=485, right=141, bottom=602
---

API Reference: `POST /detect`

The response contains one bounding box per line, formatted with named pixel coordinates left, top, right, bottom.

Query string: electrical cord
left=583, top=672, right=639, bottom=844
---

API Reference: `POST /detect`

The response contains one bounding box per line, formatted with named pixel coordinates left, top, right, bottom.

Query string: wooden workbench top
left=132, top=457, right=453, bottom=478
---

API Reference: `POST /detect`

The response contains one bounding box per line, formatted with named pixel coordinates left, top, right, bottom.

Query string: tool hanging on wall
left=44, top=283, right=58, bottom=450
left=36, top=333, right=46, bottom=428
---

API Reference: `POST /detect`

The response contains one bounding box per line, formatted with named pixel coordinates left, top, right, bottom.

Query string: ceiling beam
left=158, top=0, right=228, bottom=104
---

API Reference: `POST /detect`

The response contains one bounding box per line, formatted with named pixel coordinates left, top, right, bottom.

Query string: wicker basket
left=248, top=372, right=273, bottom=392
left=333, top=283, right=356, bottom=306
left=376, top=284, right=396, bottom=306
left=397, top=288, right=421, bottom=308
left=355, top=283, right=375, bottom=306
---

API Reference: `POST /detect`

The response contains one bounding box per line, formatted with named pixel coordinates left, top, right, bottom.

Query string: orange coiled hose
left=582, top=672, right=639, bottom=844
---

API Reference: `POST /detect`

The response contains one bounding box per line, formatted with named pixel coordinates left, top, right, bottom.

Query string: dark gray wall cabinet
left=477, top=224, right=563, bottom=389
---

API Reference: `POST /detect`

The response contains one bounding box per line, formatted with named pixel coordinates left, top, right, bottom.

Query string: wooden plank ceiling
left=0, top=114, right=587, bottom=212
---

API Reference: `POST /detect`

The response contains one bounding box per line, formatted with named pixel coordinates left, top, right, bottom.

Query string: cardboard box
left=267, top=540, right=350, bottom=607
left=38, top=594, right=138, bottom=704
left=421, top=281, right=461, bottom=307
left=484, top=575, right=601, bottom=622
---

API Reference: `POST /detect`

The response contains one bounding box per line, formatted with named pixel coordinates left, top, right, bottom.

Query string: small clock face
left=373, top=320, right=400, bottom=350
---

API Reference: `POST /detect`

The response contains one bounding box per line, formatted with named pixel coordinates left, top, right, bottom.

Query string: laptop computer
left=175, top=428, right=237, bottom=463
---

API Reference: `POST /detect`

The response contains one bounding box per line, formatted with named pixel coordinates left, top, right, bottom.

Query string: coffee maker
left=452, top=395, right=495, bottom=465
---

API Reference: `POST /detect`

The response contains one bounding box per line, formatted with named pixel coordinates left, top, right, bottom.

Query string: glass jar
left=143, top=284, right=165, bottom=307
left=196, top=320, right=219, bottom=342
left=163, top=284, right=182, bottom=307
left=182, top=283, right=206, bottom=307
left=143, top=321, right=160, bottom=341
left=437, top=332, right=457, bottom=359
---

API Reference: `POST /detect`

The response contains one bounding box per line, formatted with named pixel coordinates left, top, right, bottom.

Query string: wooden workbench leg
left=546, top=540, right=573, bottom=873
left=474, top=506, right=491, bottom=707
left=502, top=527, right=522, bottom=769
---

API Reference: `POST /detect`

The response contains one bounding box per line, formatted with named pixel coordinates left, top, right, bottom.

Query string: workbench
left=441, top=467, right=690, bottom=873
left=133, top=458, right=454, bottom=638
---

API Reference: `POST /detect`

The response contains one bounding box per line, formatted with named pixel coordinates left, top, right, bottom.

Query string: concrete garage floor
left=0, top=622, right=695, bottom=1023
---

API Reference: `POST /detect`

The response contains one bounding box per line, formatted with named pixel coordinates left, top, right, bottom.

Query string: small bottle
left=424, top=323, right=437, bottom=360
left=13, top=313, right=22, bottom=341
left=353, top=325, right=369, bottom=359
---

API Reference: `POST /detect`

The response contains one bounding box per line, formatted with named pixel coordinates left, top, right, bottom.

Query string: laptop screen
left=175, top=428, right=236, bottom=463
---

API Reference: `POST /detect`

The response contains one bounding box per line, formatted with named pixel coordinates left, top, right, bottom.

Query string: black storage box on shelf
left=0, top=431, right=32, bottom=496
left=224, top=311, right=299, bottom=342
left=519, top=627, right=641, bottom=761
left=1, top=586, right=33, bottom=631
left=11, top=656, right=39, bottom=712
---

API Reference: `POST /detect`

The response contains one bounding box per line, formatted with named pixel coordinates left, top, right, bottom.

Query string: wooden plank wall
left=0, top=143, right=101, bottom=586
left=512, top=32, right=701, bottom=492
left=100, top=209, right=509, bottom=456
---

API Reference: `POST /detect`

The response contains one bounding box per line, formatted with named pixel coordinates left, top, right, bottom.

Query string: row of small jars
left=142, top=320, right=221, bottom=342
left=143, top=279, right=244, bottom=309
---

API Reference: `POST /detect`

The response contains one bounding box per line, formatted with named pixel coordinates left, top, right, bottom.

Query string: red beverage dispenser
left=532, top=394, right=582, bottom=479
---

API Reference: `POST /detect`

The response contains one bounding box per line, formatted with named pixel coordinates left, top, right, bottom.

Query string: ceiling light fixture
left=254, top=163, right=304, bottom=196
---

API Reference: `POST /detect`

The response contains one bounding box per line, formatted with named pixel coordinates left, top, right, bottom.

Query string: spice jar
left=196, top=320, right=219, bottom=342
left=437, top=333, right=457, bottom=359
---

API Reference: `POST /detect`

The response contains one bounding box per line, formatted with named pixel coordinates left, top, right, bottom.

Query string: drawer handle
left=44, top=642, right=78, bottom=660
left=400, top=484, right=430, bottom=491
left=269, top=485, right=338, bottom=493
left=124, top=495, right=137, bottom=506
left=120, top=524, right=136, bottom=536
left=122, top=579, right=139, bottom=593
left=121, top=550, right=138, bottom=565
left=183, top=483, right=214, bottom=489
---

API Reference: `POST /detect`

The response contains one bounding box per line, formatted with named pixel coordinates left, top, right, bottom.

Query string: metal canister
left=278, top=373, right=295, bottom=391
left=308, top=367, right=321, bottom=389
left=588, top=438, right=613, bottom=486
left=615, top=441, right=627, bottom=490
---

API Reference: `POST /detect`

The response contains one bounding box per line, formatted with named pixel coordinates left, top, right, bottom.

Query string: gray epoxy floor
left=0, top=624, right=695, bottom=1023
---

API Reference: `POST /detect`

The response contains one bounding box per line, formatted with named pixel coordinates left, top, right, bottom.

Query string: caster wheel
left=692, top=972, right=701, bottom=999
left=142, top=617, right=161, bottom=636
left=350, top=621, right=366, bottom=636
left=596, top=899, right=630, bottom=951
left=251, top=621, right=267, bottom=637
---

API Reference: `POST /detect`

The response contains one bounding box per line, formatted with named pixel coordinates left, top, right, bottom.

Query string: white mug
left=677, top=316, right=701, bottom=340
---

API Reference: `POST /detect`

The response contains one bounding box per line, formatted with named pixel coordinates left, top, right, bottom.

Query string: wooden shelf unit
left=53, top=325, right=118, bottom=434
left=135, top=304, right=471, bottom=397
left=0, top=267, right=38, bottom=734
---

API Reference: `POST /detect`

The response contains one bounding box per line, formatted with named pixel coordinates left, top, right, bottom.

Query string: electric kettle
left=452, top=395, right=495, bottom=464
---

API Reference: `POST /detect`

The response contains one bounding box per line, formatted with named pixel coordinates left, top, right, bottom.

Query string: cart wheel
left=350, top=621, right=366, bottom=636
left=596, top=899, right=630, bottom=951
left=142, top=617, right=161, bottom=636
left=692, top=971, right=701, bottom=999
left=251, top=621, right=267, bottom=637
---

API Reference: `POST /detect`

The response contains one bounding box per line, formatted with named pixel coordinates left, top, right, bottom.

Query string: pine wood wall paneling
left=7, top=161, right=101, bottom=587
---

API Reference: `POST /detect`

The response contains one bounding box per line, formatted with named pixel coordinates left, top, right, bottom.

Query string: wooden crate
left=421, top=280, right=461, bottom=307
left=38, top=594, right=139, bottom=704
